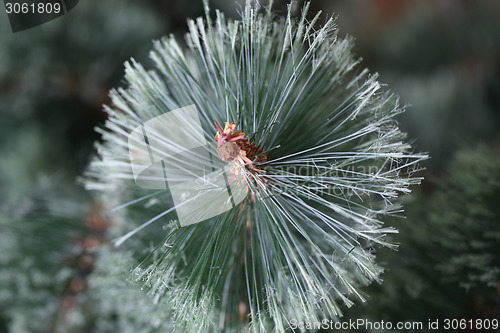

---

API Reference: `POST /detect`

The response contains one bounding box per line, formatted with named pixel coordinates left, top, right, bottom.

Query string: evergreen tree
left=3, top=0, right=499, bottom=332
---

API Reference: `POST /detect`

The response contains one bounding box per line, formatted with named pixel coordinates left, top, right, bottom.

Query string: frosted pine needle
left=84, top=0, right=428, bottom=331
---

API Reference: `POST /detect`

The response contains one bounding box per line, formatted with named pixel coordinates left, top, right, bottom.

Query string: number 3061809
left=5, top=2, right=61, bottom=14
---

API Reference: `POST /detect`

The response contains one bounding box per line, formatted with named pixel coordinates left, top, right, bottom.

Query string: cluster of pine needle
left=85, top=1, right=426, bottom=331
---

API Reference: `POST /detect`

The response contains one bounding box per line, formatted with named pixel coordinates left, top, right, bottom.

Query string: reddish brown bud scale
left=214, top=121, right=268, bottom=173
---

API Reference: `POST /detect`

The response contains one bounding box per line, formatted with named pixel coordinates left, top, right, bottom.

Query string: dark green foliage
left=0, top=181, right=88, bottom=333
left=343, top=146, right=500, bottom=331
left=433, top=146, right=500, bottom=291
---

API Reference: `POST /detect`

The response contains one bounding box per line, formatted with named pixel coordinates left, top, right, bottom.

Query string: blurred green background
left=0, top=0, right=499, bottom=332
